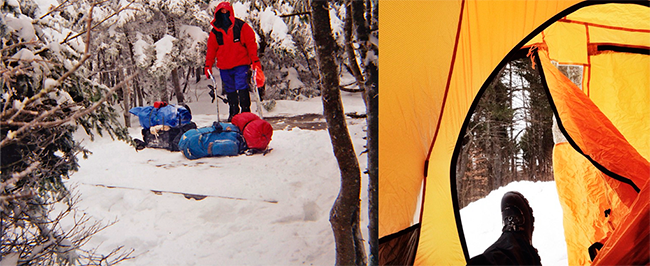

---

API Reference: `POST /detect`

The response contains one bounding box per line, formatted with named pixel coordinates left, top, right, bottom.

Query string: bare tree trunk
left=122, top=68, right=131, bottom=127
left=164, top=13, right=184, bottom=104
left=125, top=32, right=143, bottom=108
left=352, top=0, right=379, bottom=263
left=196, top=67, right=202, bottom=83
left=344, top=1, right=366, bottom=104
left=171, top=67, right=184, bottom=103
left=159, top=77, right=169, bottom=102
left=310, top=1, right=366, bottom=265
left=182, top=67, right=191, bottom=94
left=136, top=79, right=144, bottom=106
left=366, top=60, right=378, bottom=266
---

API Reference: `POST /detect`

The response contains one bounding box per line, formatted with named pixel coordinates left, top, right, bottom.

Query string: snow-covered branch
left=37, top=0, right=72, bottom=20
left=0, top=162, right=40, bottom=194
left=60, top=0, right=138, bottom=45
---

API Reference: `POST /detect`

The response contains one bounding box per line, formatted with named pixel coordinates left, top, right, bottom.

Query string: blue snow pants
left=219, top=65, right=250, bottom=93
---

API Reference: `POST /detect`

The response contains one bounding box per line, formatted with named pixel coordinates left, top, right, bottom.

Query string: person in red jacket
left=204, top=2, right=263, bottom=121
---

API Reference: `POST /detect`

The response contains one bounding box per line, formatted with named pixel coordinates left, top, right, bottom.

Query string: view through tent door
left=455, top=2, right=649, bottom=266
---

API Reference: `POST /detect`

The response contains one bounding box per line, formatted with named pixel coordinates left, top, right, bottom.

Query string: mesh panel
left=379, top=224, right=420, bottom=266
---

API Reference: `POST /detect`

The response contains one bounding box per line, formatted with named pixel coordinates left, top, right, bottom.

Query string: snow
left=48, top=89, right=74, bottom=105
left=44, top=78, right=58, bottom=90
left=232, top=2, right=251, bottom=20
left=461, top=180, right=568, bottom=265
left=6, top=0, right=19, bottom=8
left=259, top=7, right=296, bottom=50
left=62, top=86, right=369, bottom=265
left=0, top=252, right=19, bottom=266
left=12, top=98, right=25, bottom=110
left=9, top=48, right=35, bottom=62
left=259, top=8, right=279, bottom=34
left=152, top=34, right=177, bottom=70
left=180, top=25, right=208, bottom=43
left=283, top=67, right=305, bottom=90
left=329, top=7, right=344, bottom=42
left=133, top=33, right=150, bottom=68
left=3, top=13, right=35, bottom=42
left=61, top=28, right=86, bottom=54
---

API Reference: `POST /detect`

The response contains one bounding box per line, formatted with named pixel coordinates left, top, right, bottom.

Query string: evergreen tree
left=2, top=0, right=375, bottom=263
left=457, top=65, right=517, bottom=207
left=513, top=58, right=554, bottom=181
left=1, top=0, right=134, bottom=263
left=457, top=55, right=555, bottom=207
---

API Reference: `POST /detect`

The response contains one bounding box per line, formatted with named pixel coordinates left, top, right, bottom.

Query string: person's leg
left=233, top=65, right=251, bottom=113
left=220, top=68, right=240, bottom=121
left=238, top=89, right=251, bottom=113
left=467, top=191, right=541, bottom=266
left=468, top=231, right=541, bottom=265
left=226, top=91, right=239, bottom=121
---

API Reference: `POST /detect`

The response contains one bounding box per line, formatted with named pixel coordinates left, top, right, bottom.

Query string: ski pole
left=250, top=69, right=264, bottom=118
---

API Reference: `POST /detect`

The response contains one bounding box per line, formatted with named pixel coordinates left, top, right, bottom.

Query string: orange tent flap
left=537, top=49, right=649, bottom=207
left=592, top=179, right=650, bottom=265
left=552, top=143, right=628, bottom=265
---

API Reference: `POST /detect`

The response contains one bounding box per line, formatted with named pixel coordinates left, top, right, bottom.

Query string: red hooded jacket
left=205, top=2, right=259, bottom=70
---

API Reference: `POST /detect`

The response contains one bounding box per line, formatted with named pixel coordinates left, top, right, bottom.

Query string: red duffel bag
left=231, top=112, right=273, bottom=150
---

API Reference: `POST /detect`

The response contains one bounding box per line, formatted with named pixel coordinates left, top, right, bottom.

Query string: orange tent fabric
left=537, top=48, right=648, bottom=206
left=380, top=1, right=649, bottom=265
left=538, top=47, right=649, bottom=265
left=530, top=6, right=650, bottom=263
left=552, top=143, right=628, bottom=266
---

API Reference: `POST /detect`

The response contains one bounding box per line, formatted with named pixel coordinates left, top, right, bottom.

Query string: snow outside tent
left=378, top=1, right=649, bottom=265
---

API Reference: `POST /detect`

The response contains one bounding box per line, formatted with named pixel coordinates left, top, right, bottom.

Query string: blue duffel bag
left=129, top=104, right=192, bottom=129
left=178, top=122, right=246, bottom=160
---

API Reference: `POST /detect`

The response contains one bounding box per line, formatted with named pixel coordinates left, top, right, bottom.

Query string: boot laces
left=502, top=206, right=525, bottom=232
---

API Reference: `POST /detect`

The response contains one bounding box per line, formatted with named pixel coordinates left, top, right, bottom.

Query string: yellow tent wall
left=379, top=0, right=463, bottom=241
left=380, top=0, right=581, bottom=264
left=380, top=1, right=649, bottom=265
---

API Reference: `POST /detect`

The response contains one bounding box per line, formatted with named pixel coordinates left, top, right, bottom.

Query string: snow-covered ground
left=61, top=81, right=369, bottom=265
left=461, top=180, right=568, bottom=265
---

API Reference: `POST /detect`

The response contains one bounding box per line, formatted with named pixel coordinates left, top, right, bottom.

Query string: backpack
left=178, top=122, right=246, bottom=160
left=129, top=104, right=192, bottom=129
left=231, top=112, right=273, bottom=150
left=211, top=18, right=245, bottom=45
left=138, top=122, right=197, bottom=151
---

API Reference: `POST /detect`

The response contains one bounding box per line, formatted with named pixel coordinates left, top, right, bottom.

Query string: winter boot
left=226, top=91, right=240, bottom=122
left=238, top=88, right=251, bottom=113
left=501, top=191, right=535, bottom=244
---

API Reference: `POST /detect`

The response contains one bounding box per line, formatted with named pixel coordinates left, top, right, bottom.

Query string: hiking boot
left=501, top=191, right=534, bottom=243
left=227, top=91, right=240, bottom=122
left=238, top=89, right=251, bottom=113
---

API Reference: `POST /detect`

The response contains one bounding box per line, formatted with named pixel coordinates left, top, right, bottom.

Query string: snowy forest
left=455, top=51, right=579, bottom=208
left=1, top=0, right=377, bottom=265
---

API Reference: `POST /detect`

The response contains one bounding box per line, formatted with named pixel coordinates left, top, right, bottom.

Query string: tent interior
left=379, top=1, right=649, bottom=265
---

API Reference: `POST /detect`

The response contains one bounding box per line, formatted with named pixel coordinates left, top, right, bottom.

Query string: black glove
left=208, top=88, right=215, bottom=103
